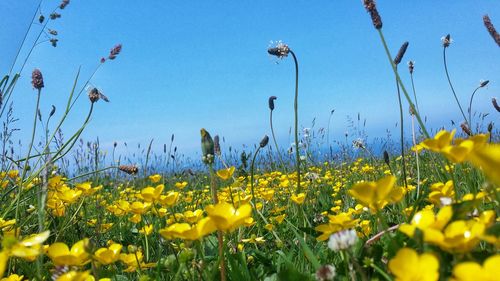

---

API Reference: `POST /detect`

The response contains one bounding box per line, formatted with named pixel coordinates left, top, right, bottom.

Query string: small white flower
left=328, top=229, right=358, bottom=252
left=440, top=197, right=453, bottom=206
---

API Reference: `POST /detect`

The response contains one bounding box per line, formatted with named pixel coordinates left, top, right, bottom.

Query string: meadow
left=0, top=1, right=499, bottom=280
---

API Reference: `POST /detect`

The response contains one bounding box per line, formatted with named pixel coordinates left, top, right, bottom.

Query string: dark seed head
left=487, top=122, right=493, bottom=133
left=480, top=80, right=489, bottom=88
left=492, top=98, right=500, bottom=112
left=214, top=135, right=221, bottom=156
left=31, top=69, right=44, bottom=90
left=442, top=34, right=452, bottom=48
left=394, top=42, right=409, bottom=65
left=363, top=0, right=383, bottom=29
left=268, top=96, right=277, bottom=111
left=408, top=61, right=414, bottom=74
left=483, top=15, right=500, bottom=47
left=383, top=150, right=390, bottom=166
left=461, top=123, right=472, bottom=136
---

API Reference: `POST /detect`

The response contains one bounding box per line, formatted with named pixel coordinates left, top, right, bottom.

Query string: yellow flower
left=130, top=201, right=151, bottom=215
left=94, top=243, right=122, bottom=265
left=47, top=239, right=90, bottom=266
left=0, top=231, right=50, bottom=276
left=349, top=175, right=404, bottom=213
left=141, top=184, right=164, bottom=202
left=159, top=191, right=179, bottom=207
left=120, top=251, right=156, bottom=272
left=149, top=174, right=162, bottom=183
left=291, top=193, right=306, bottom=205
left=451, top=254, right=500, bottom=281
left=216, top=166, right=235, bottom=180
left=159, top=217, right=216, bottom=241
left=388, top=248, right=439, bottom=281
left=6, top=170, right=18, bottom=179
left=175, top=181, right=188, bottom=189
left=315, top=213, right=360, bottom=241
left=1, top=274, right=24, bottom=281
left=399, top=206, right=452, bottom=245
left=54, top=271, right=93, bottom=281
left=205, top=203, right=252, bottom=232
left=428, top=181, right=455, bottom=206
left=139, top=225, right=153, bottom=236
left=420, top=130, right=455, bottom=152
left=183, top=210, right=204, bottom=224
left=468, top=143, right=500, bottom=186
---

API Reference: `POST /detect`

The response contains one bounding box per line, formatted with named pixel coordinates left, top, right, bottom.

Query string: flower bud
left=260, top=135, right=269, bottom=148
left=31, top=69, right=44, bottom=90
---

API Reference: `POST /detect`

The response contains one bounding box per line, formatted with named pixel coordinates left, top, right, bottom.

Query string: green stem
left=289, top=50, right=301, bottom=193
left=377, top=30, right=429, bottom=138
left=443, top=47, right=469, bottom=126
left=395, top=68, right=408, bottom=189
left=250, top=146, right=261, bottom=205
left=468, top=86, right=481, bottom=133
left=270, top=110, right=287, bottom=172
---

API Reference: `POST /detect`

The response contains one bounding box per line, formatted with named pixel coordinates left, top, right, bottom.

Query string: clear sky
left=1, top=0, right=499, bottom=161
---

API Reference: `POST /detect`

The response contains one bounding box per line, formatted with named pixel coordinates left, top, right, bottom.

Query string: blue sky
left=1, top=0, right=499, bottom=161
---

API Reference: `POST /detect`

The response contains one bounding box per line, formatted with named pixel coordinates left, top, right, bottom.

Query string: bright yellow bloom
left=451, top=254, right=500, bottom=281
left=1, top=274, right=24, bottom=281
left=291, top=193, right=306, bottom=204
left=388, top=248, right=439, bottom=281
left=47, top=239, right=90, bottom=266
left=130, top=201, right=151, bottom=215
left=205, top=203, right=252, bottom=232
left=55, top=270, right=93, bottom=281
left=120, top=250, right=156, bottom=272
left=139, top=224, right=153, bottom=236
left=159, top=217, right=216, bottom=240
left=315, top=213, right=360, bottom=241
left=159, top=191, right=179, bottom=207
left=216, top=166, right=235, bottom=180
left=428, top=181, right=455, bottom=206
left=174, top=181, right=188, bottom=189
left=420, top=129, right=455, bottom=152
left=0, top=231, right=50, bottom=277
left=183, top=210, right=204, bottom=224
left=399, top=206, right=452, bottom=245
left=349, top=175, right=404, bottom=213
left=149, top=174, right=162, bottom=183
left=467, top=143, right=500, bottom=186
left=94, top=243, right=122, bottom=265
left=141, top=184, right=164, bottom=202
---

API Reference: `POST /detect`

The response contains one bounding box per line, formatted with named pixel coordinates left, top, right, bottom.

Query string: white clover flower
left=328, top=229, right=358, bottom=252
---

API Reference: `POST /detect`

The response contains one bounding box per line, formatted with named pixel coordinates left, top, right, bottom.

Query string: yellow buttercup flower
left=216, top=166, right=235, bottom=180
left=149, top=174, right=162, bottom=183
left=388, top=248, right=439, bottom=281
left=159, top=191, right=179, bottom=207
left=159, top=217, right=216, bottom=241
left=291, top=193, right=306, bottom=204
left=315, top=212, right=360, bottom=241
left=451, top=254, right=500, bottom=281
left=0, top=231, right=50, bottom=277
left=94, top=243, right=122, bottom=265
left=141, top=184, right=164, bottom=202
left=47, top=239, right=90, bottom=266
left=349, top=175, right=404, bottom=213
left=205, top=203, right=252, bottom=232
left=175, top=181, right=188, bottom=189
left=139, top=224, right=153, bottom=236
left=1, top=274, right=24, bottom=281
left=428, top=181, right=455, bottom=206
left=399, top=206, right=452, bottom=245
left=420, top=129, right=455, bottom=153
